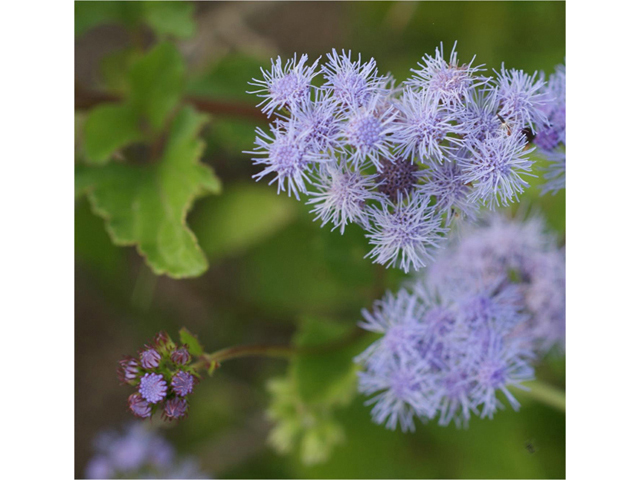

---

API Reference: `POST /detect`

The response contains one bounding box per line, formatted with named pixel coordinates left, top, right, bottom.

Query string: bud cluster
left=117, top=331, right=197, bottom=421
left=247, top=43, right=565, bottom=272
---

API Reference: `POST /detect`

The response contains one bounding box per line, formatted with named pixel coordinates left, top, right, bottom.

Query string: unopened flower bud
left=171, top=371, right=195, bottom=397
left=117, top=356, right=140, bottom=385
left=170, top=346, right=191, bottom=365
left=140, top=347, right=161, bottom=369
left=163, top=397, right=188, bottom=420
left=128, top=393, right=151, bottom=418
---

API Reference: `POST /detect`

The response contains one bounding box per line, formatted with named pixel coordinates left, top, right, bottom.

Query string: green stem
left=519, top=381, right=566, bottom=413
left=192, top=328, right=368, bottom=373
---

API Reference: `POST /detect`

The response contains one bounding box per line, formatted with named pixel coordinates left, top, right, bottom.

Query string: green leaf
left=142, top=1, right=196, bottom=39
left=266, top=375, right=347, bottom=466
left=291, top=318, right=364, bottom=405
left=129, top=42, right=185, bottom=132
left=83, top=103, right=143, bottom=165
left=179, top=327, right=204, bottom=357
left=76, top=106, right=222, bottom=278
left=190, top=183, right=298, bottom=262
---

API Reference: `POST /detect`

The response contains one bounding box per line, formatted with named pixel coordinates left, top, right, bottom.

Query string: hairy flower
left=321, top=49, right=383, bottom=107
left=342, top=96, right=399, bottom=168
left=461, top=133, right=534, bottom=208
left=494, top=65, right=550, bottom=132
left=394, top=89, right=461, bottom=163
left=85, top=423, right=209, bottom=479
left=406, top=42, right=486, bottom=104
left=365, top=199, right=447, bottom=273
left=248, top=124, right=317, bottom=200
left=289, top=90, right=343, bottom=153
left=249, top=54, right=320, bottom=116
left=356, top=211, right=563, bottom=430
left=359, top=359, right=438, bottom=432
left=419, top=160, right=477, bottom=223
left=247, top=48, right=557, bottom=273
left=307, top=161, right=380, bottom=233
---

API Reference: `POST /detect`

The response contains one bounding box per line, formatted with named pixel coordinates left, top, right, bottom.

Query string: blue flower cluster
left=247, top=44, right=564, bottom=272
left=356, top=211, right=565, bottom=432
left=85, top=423, right=209, bottom=479
left=117, top=331, right=198, bottom=421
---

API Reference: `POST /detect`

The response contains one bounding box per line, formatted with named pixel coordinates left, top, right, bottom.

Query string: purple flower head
left=495, top=65, right=550, bottom=132
left=307, top=160, right=380, bottom=234
left=248, top=124, right=319, bottom=200
left=394, top=89, right=461, bottom=163
left=288, top=89, right=343, bottom=154
left=535, top=64, right=565, bottom=150
left=540, top=148, right=566, bottom=196
left=171, top=371, right=195, bottom=397
left=140, top=347, right=161, bottom=369
left=470, top=328, right=535, bottom=419
left=437, top=368, right=476, bottom=427
left=460, top=132, right=534, bottom=208
left=376, top=157, right=421, bottom=201
left=139, top=373, right=168, bottom=404
left=128, top=393, right=152, bottom=418
left=522, top=250, right=566, bottom=353
left=456, top=283, right=526, bottom=333
left=85, top=423, right=209, bottom=479
left=170, top=346, right=191, bottom=365
left=406, top=41, right=486, bottom=104
left=356, top=289, right=426, bottom=370
left=342, top=96, right=399, bottom=169
left=249, top=54, right=320, bottom=117
left=365, top=198, right=448, bottom=273
left=359, top=358, right=439, bottom=432
left=117, top=356, right=140, bottom=385
left=321, top=49, right=383, bottom=108
left=418, top=160, right=477, bottom=224
left=454, top=88, right=502, bottom=143
left=163, top=397, right=189, bottom=421
left=85, top=455, right=114, bottom=479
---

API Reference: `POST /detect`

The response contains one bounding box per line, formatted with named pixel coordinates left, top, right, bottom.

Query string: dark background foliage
left=75, top=2, right=565, bottom=478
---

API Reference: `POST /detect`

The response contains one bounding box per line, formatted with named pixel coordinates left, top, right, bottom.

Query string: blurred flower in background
left=85, top=423, right=211, bottom=479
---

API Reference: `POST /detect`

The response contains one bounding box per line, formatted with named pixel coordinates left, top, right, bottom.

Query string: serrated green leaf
left=129, top=42, right=185, bottom=133
left=142, top=1, right=196, bottom=39
left=76, top=106, right=222, bottom=278
left=291, top=318, right=365, bottom=406
left=83, top=103, right=143, bottom=165
left=179, top=327, right=204, bottom=356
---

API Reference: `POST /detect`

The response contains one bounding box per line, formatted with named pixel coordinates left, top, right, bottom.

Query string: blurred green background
left=75, top=2, right=565, bottom=478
